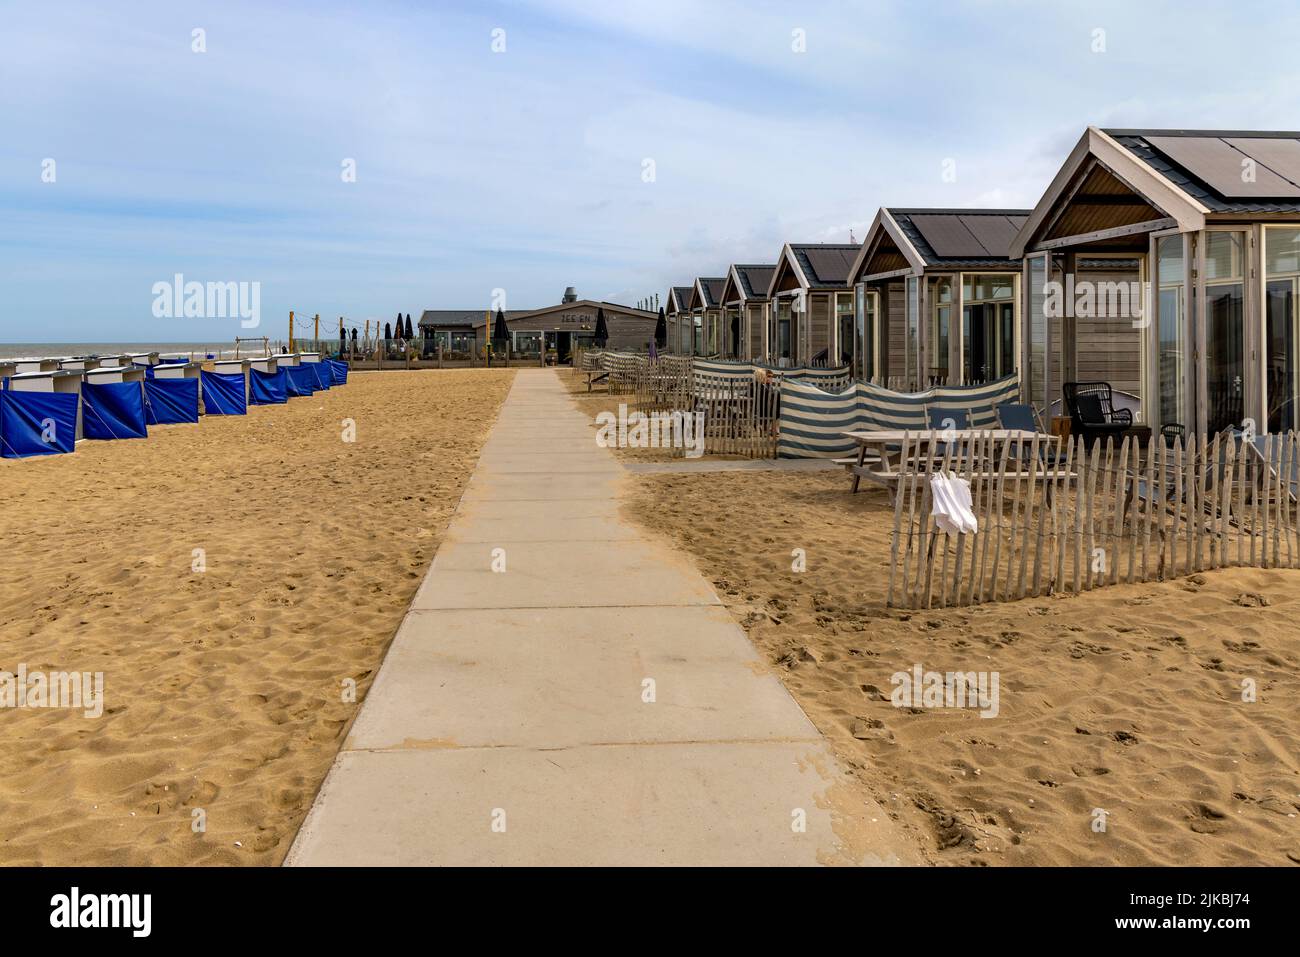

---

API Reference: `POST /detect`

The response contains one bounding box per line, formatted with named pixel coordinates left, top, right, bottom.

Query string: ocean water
left=0, top=341, right=288, bottom=361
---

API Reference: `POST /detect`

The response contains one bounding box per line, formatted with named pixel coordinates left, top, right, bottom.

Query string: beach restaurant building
left=665, top=285, right=693, bottom=355
left=765, top=244, right=858, bottom=366
left=718, top=264, right=775, bottom=361
left=1011, top=126, right=1300, bottom=436
left=847, top=208, right=1028, bottom=388
left=419, top=289, right=657, bottom=361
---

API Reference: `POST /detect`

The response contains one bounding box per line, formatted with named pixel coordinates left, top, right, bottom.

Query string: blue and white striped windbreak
left=777, top=374, right=1021, bottom=458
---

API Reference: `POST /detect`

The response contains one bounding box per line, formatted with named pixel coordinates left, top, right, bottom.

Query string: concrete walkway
left=287, top=369, right=914, bottom=866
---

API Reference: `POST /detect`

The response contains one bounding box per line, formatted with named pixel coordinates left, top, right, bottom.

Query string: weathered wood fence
left=888, top=431, right=1300, bottom=608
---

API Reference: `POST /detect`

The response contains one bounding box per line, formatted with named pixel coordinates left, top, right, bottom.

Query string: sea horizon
left=0, top=340, right=289, bottom=361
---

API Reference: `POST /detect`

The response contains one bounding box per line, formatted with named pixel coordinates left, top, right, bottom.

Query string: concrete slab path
left=287, top=369, right=916, bottom=866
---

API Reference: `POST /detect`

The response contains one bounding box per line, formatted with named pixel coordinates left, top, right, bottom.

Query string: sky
left=3, top=0, right=1300, bottom=342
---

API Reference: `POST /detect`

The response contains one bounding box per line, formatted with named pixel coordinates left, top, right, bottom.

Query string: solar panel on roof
left=958, top=215, right=1025, bottom=258
left=1146, top=135, right=1300, bottom=199
left=802, top=248, right=855, bottom=284
left=907, top=214, right=989, bottom=258
left=1223, top=137, right=1300, bottom=191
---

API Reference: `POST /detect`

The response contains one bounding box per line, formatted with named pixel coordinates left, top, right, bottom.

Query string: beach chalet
left=84, top=365, right=145, bottom=385
left=14, top=358, right=60, bottom=375
left=718, top=264, right=775, bottom=360
left=665, top=286, right=694, bottom=354
left=7, top=370, right=83, bottom=440
left=847, top=208, right=1028, bottom=388
left=214, top=358, right=252, bottom=403
left=59, top=356, right=101, bottom=373
left=1011, top=127, right=1300, bottom=436
left=765, top=244, right=858, bottom=366
left=688, top=278, right=726, bottom=357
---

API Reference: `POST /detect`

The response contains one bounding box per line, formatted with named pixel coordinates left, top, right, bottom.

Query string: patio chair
left=1063, top=381, right=1131, bottom=447
left=1160, top=422, right=1185, bottom=448
left=997, top=402, right=1060, bottom=466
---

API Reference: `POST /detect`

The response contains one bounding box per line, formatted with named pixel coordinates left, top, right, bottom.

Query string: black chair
left=1063, top=381, right=1131, bottom=446
left=1160, top=422, right=1185, bottom=448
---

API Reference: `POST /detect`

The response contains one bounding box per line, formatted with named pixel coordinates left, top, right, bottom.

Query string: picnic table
left=840, top=428, right=1054, bottom=495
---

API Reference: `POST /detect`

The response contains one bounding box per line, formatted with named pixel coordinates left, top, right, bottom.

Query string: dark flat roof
left=1105, top=129, right=1300, bottom=213
left=734, top=264, right=775, bottom=299
left=789, top=244, right=859, bottom=287
left=887, top=208, right=1030, bottom=267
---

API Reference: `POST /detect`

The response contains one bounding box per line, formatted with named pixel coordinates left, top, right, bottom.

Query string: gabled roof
left=470, top=299, right=656, bottom=328
left=848, top=207, right=1030, bottom=283
left=1011, top=127, right=1214, bottom=258
left=689, top=277, right=726, bottom=311
left=767, top=243, right=858, bottom=296
left=666, top=286, right=693, bottom=314
left=421, top=301, right=655, bottom=330
left=419, top=309, right=522, bottom=328
left=719, top=264, right=776, bottom=304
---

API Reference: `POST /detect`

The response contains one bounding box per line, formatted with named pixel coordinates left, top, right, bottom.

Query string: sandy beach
left=0, top=368, right=513, bottom=865
left=625, top=466, right=1300, bottom=866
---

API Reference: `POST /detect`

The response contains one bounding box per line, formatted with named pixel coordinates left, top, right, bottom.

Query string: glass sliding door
left=1265, top=226, right=1300, bottom=433
left=1203, top=231, right=1246, bottom=434
left=776, top=299, right=792, bottom=366
left=835, top=292, right=854, bottom=366
left=1155, top=236, right=1187, bottom=431
left=931, top=278, right=952, bottom=383
left=855, top=283, right=877, bottom=381
left=961, top=274, right=1016, bottom=384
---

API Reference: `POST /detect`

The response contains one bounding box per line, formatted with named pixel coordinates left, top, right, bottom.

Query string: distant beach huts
left=655, top=125, right=1300, bottom=438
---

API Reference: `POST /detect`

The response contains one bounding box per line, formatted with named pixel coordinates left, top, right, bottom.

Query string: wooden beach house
left=665, top=285, right=694, bottom=355
left=1011, top=126, right=1300, bottom=436
left=718, top=264, right=775, bottom=361
left=847, top=208, right=1028, bottom=389
left=764, top=244, right=858, bottom=366
left=688, top=278, right=726, bottom=357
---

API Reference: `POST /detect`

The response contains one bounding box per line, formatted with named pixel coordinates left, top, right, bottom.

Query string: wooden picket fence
left=888, top=430, right=1300, bottom=608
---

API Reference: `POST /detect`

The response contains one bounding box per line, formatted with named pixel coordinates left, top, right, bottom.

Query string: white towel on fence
left=930, top=472, right=978, bottom=535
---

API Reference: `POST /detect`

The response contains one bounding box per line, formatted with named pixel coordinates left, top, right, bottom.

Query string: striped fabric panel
left=858, top=374, right=1020, bottom=432
left=777, top=373, right=1021, bottom=459
left=776, top=380, right=863, bottom=458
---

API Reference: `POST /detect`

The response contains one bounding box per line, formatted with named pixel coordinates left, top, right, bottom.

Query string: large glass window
left=512, top=330, right=542, bottom=356
left=931, top=278, right=952, bottom=383
left=1156, top=236, right=1186, bottom=430
left=1204, top=232, right=1246, bottom=434
left=905, top=276, right=919, bottom=389
left=1265, top=226, right=1300, bottom=432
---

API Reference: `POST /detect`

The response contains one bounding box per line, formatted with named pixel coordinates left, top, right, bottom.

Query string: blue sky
left=2, top=0, right=1298, bottom=342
